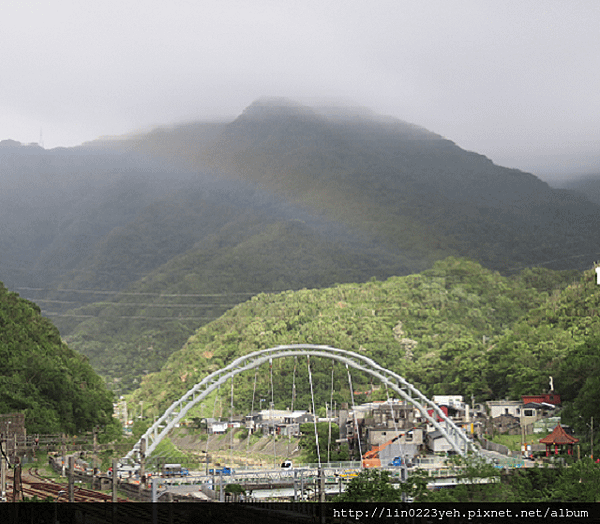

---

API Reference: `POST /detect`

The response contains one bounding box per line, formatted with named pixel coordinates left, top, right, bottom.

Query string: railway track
left=9, top=467, right=128, bottom=502
left=11, top=468, right=200, bottom=524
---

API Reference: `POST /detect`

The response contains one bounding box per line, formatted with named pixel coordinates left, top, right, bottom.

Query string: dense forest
left=126, top=257, right=596, bottom=435
left=0, top=282, right=116, bottom=434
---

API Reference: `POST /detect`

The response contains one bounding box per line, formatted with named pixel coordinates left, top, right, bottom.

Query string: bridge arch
left=125, top=345, right=478, bottom=462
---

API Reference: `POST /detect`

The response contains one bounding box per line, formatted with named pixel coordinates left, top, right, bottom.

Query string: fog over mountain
left=3, top=1, right=599, bottom=181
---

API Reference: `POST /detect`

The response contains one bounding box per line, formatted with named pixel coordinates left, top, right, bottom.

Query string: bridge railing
left=294, top=461, right=362, bottom=470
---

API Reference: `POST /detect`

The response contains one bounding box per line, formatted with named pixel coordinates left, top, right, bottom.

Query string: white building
left=486, top=400, right=523, bottom=419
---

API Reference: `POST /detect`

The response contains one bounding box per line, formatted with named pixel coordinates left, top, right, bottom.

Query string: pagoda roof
left=539, top=424, right=579, bottom=445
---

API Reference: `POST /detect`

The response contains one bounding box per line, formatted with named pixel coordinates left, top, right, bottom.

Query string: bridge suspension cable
left=346, top=362, right=363, bottom=461
left=307, top=356, right=321, bottom=467
left=247, top=368, right=259, bottom=453
left=327, top=361, right=335, bottom=463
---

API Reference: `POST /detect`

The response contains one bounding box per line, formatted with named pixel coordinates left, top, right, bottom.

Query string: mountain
left=128, top=257, right=599, bottom=443
left=0, top=281, right=115, bottom=434
left=2, top=98, right=600, bottom=393
left=0, top=139, right=197, bottom=290
left=126, top=257, right=583, bottom=419
left=100, top=98, right=600, bottom=272
left=552, top=172, right=600, bottom=206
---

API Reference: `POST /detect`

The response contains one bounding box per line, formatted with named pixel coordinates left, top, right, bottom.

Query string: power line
left=15, top=287, right=256, bottom=297
left=29, top=299, right=241, bottom=307
left=12, top=252, right=599, bottom=299
left=501, top=251, right=600, bottom=274
left=41, top=311, right=218, bottom=321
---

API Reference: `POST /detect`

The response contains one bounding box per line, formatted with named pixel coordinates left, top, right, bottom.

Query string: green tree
left=416, top=455, right=509, bottom=502
left=299, top=422, right=347, bottom=462
left=507, top=466, right=557, bottom=502
left=559, top=336, right=600, bottom=435
left=549, top=459, right=600, bottom=502
left=0, top=283, right=115, bottom=433
left=334, top=469, right=403, bottom=502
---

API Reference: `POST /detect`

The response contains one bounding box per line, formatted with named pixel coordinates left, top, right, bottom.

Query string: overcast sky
left=3, top=0, right=599, bottom=178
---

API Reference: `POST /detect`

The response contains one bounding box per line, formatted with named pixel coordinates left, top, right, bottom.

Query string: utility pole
left=318, top=467, right=325, bottom=502
left=112, top=459, right=118, bottom=502
left=139, top=438, right=146, bottom=498
left=68, top=456, right=74, bottom=502
left=61, top=434, right=66, bottom=476
left=13, top=457, right=21, bottom=502
left=219, top=471, right=224, bottom=502
left=0, top=436, right=6, bottom=501
left=591, top=416, right=594, bottom=460
left=293, top=469, right=298, bottom=501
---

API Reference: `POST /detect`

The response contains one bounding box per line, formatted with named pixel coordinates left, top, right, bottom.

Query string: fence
left=1, top=432, right=118, bottom=461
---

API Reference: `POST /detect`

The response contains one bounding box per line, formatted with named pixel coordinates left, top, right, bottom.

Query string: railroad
left=10, top=467, right=129, bottom=503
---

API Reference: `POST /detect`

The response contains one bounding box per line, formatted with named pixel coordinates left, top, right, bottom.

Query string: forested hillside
left=487, top=265, right=600, bottom=433
left=47, top=184, right=419, bottom=393
left=105, top=99, right=600, bottom=273
left=127, top=258, right=586, bottom=423
left=3, top=99, right=600, bottom=394
left=0, top=139, right=194, bottom=290
left=0, top=282, right=116, bottom=433
left=554, top=172, right=600, bottom=205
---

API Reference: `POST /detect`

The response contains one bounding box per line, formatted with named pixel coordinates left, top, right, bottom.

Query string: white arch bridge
left=124, top=345, right=480, bottom=463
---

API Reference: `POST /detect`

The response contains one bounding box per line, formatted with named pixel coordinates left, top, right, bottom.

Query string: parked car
left=388, top=457, right=403, bottom=467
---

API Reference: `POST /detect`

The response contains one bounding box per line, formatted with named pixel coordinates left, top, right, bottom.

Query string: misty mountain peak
left=0, top=139, right=23, bottom=148
left=233, top=98, right=444, bottom=146
left=236, top=97, right=320, bottom=123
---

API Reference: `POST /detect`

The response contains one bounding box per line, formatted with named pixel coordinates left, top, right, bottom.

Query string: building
left=247, top=409, right=312, bottom=436
left=366, top=426, right=423, bottom=449
left=426, top=430, right=455, bottom=454
left=522, top=394, right=561, bottom=406
left=486, top=400, right=523, bottom=419
left=207, top=420, right=228, bottom=435
left=539, top=424, right=579, bottom=456
left=491, top=414, right=521, bottom=435
left=486, top=398, right=558, bottom=434
left=370, top=400, right=416, bottom=430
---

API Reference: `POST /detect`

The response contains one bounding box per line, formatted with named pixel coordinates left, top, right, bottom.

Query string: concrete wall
left=478, top=437, right=510, bottom=455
